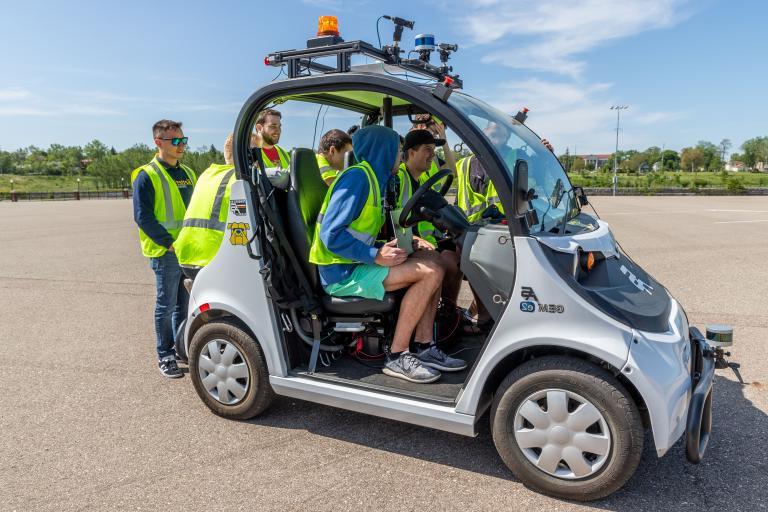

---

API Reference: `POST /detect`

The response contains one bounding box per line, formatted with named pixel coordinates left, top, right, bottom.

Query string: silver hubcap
left=513, top=389, right=611, bottom=479
left=198, top=339, right=250, bottom=405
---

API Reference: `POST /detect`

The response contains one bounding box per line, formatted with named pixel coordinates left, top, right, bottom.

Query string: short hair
left=318, top=129, right=353, bottom=154
left=223, top=133, right=234, bottom=165
left=152, top=119, right=182, bottom=139
left=255, top=108, right=281, bottom=126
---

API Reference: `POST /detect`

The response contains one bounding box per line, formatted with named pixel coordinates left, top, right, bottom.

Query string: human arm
left=319, top=169, right=388, bottom=265
left=132, top=170, right=174, bottom=249
left=431, top=120, right=456, bottom=174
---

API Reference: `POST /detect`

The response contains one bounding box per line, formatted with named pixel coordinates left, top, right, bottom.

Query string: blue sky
left=1, top=0, right=766, bottom=156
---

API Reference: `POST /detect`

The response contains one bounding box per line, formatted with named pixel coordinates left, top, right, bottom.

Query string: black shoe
left=159, top=359, right=183, bottom=378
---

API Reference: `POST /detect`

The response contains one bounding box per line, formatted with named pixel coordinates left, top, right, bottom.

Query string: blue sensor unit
left=414, top=34, right=435, bottom=51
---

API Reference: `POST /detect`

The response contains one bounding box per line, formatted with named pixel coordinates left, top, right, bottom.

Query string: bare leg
left=414, top=287, right=441, bottom=342
left=438, top=250, right=462, bottom=304
left=383, top=258, right=444, bottom=353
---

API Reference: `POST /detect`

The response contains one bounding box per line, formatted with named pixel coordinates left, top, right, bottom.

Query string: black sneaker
left=158, top=358, right=183, bottom=378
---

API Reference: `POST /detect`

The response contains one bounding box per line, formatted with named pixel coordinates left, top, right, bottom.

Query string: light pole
left=610, top=105, right=628, bottom=196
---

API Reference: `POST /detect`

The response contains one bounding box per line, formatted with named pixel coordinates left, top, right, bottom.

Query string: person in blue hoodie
left=309, top=125, right=466, bottom=383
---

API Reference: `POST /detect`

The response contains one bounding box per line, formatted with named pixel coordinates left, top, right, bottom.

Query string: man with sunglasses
left=131, top=119, right=197, bottom=378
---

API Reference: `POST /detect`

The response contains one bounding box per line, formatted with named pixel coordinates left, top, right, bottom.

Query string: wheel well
left=188, top=309, right=259, bottom=348
left=479, top=345, right=650, bottom=428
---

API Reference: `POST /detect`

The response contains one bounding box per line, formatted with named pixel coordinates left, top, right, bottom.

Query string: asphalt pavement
left=1, top=196, right=766, bottom=511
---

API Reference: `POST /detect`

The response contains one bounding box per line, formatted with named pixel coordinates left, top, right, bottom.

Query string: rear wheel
left=490, top=356, right=643, bottom=501
left=189, top=321, right=274, bottom=420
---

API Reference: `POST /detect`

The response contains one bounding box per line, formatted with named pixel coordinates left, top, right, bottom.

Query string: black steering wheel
left=399, top=168, right=453, bottom=228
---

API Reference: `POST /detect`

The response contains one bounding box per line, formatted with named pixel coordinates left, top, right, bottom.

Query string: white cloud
left=0, top=87, right=32, bottom=101
left=460, top=0, right=691, bottom=77
left=471, top=79, right=684, bottom=153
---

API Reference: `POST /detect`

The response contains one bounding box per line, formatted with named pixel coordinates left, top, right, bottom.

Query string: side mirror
left=574, top=186, right=589, bottom=206
left=550, top=178, right=564, bottom=208
left=514, top=159, right=530, bottom=217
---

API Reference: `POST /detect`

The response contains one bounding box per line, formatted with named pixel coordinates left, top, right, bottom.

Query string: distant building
left=576, top=154, right=611, bottom=169
left=725, top=161, right=745, bottom=172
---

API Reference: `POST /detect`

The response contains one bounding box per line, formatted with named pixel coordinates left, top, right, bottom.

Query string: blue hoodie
left=318, top=125, right=399, bottom=287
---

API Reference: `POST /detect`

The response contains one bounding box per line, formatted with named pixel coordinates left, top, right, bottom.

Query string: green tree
left=741, top=136, right=768, bottom=169
left=83, top=139, right=109, bottom=161
left=680, top=147, right=705, bottom=172
left=661, top=149, right=680, bottom=171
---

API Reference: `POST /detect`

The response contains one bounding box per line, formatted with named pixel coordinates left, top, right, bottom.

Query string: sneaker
left=415, top=343, right=468, bottom=372
left=158, top=358, right=183, bottom=378
left=383, top=352, right=441, bottom=383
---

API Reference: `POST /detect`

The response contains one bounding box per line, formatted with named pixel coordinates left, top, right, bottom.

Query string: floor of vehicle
left=297, top=334, right=486, bottom=403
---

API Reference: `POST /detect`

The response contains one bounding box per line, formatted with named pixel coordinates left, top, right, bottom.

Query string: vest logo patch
left=228, top=222, right=250, bottom=245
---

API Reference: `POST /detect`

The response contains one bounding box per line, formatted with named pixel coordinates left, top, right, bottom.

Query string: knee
left=424, top=259, right=445, bottom=285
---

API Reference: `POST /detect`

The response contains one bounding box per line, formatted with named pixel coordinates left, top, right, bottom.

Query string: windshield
left=448, top=92, right=582, bottom=233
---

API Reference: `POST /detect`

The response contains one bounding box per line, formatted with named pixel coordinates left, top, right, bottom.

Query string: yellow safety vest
left=262, top=145, right=291, bottom=168
left=316, top=153, right=338, bottom=183
left=309, top=161, right=383, bottom=266
left=131, top=156, right=197, bottom=258
left=174, top=164, right=237, bottom=268
left=395, top=163, right=441, bottom=246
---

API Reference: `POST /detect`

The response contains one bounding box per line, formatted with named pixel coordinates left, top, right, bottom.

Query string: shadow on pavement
left=247, top=375, right=767, bottom=509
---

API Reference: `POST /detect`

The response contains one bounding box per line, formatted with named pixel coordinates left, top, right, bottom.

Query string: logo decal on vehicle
left=230, top=199, right=247, bottom=216
left=521, top=286, right=539, bottom=302
left=519, top=286, right=565, bottom=314
left=228, top=222, right=250, bottom=245
left=620, top=264, right=654, bottom=295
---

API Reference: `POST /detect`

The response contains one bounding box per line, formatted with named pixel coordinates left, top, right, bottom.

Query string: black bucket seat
left=284, top=148, right=395, bottom=315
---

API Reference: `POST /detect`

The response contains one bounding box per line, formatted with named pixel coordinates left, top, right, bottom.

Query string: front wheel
left=491, top=356, right=643, bottom=501
left=189, top=321, right=274, bottom=420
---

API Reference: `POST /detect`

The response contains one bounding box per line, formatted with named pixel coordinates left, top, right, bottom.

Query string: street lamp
left=610, top=105, right=629, bottom=196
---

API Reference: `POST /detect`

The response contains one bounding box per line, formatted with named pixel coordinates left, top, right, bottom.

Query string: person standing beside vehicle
left=316, top=128, right=353, bottom=185
left=255, top=108, right=290, bottom=170
left=132, top=119, right=197, bottom=378
left=309, top=125, right=466, bottom=384
left=174, top=133, right=240, bottom=279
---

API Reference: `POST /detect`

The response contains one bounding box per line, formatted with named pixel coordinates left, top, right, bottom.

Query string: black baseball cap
left=402, top=129, right=445, bottom=151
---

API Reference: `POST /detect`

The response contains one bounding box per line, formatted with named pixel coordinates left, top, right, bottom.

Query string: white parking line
left=715, top=219, right=768, bottom=224
left=708, top=209, right=768, bottom=213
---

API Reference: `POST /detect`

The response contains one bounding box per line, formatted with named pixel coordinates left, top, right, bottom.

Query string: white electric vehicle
left=179, top=19, right=736, bottom=501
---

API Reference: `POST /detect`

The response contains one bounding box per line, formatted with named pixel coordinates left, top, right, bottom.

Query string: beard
left=262, top=133, right=278, bottom=146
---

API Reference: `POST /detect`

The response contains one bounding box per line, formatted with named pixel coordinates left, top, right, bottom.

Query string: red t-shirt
left=262, top=146, right=279, bottom=165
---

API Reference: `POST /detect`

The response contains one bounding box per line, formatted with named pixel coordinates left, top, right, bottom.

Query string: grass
left=568, top=171, right=768, bottom=190
left=0, top=174, right=123, bottom=193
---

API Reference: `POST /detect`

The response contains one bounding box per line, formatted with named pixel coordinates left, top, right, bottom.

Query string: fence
left=0, top=190, right=132, bottom=202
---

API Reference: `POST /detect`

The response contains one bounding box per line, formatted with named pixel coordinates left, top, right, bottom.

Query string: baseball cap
left=402, top=129, right=445, bottom=152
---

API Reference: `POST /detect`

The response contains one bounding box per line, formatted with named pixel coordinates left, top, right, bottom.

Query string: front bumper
left=685, top=327, right=716, bottom=463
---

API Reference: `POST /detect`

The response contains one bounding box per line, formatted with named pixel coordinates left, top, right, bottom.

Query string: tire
left=189, top=321, right=274, bottom=420
left=174, top=320, right=188, bottom=363
left=490, top=356, right=643, bottom=501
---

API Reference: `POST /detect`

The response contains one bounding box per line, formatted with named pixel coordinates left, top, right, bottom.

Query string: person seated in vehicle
left=456, top=121, right=554, bottom=223
left=175, top=131, right=287, bottom=279
left=309, top=125, right=467, bottom=384
left=255, top=108, right=291, bottom=170
left=392, top=129, right=463, bottom=307
left=316, top=129, right=353, bottom=185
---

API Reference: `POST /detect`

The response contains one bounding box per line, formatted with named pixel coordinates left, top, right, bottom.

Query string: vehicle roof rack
left=265, top=39, right=463, bottom=89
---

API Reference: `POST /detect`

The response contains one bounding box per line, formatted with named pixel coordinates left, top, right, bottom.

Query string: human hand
left=251, top=130, right=264, bottom=148
left=412, top=236, right=435, bottom=251
left=429, top=120, right=446, bottom=141
left=375, top=239, right=407, bottom=267
left=541, top=138, right=554, bottom=152
left=167, top=244, right=175, bottom=252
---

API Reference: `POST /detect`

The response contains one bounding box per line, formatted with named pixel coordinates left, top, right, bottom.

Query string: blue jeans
left=149, top=251, right=189, bottom=360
